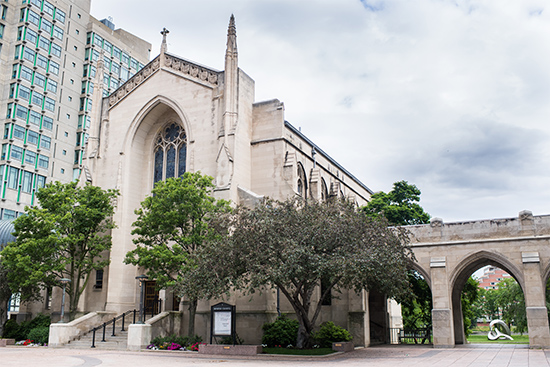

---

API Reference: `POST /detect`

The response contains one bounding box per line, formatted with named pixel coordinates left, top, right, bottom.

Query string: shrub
left=313, top=321, right=352, bottom=348
left=2, top=319, right=23, bottom=340
left=3, top=314, right=51, bottom=342
left=27, top=326, right=49, bottom=344
left=262, top=315, right=299, bottom=347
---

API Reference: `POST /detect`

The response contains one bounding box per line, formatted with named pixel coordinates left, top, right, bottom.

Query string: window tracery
left=153, top=123, right=187, bottom=184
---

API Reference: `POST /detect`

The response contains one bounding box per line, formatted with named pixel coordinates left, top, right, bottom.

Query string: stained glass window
left=153, top=123, right=187, bottom=184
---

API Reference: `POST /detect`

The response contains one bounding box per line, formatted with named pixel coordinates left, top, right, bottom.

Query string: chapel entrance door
left=144, top=281, right=160, bottom=316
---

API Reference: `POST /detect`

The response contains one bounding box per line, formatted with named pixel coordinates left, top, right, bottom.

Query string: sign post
left=210, top=302, right=236, bottom=345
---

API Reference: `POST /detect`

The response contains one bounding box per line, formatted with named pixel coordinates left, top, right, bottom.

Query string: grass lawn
left=467, top=334, right=529, bottom=344
left=262, top=347, right=335, bottom=355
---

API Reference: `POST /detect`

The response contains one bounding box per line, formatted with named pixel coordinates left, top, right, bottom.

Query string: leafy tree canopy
left=361, top=180, right=430, bottom=225
left=124, top=172, right=231, bottom=336
left=401, top=271, right=432, bottom=330
left=461, top=277, right=480, bottom=337
left=0, top=181, right=118, bottom=319
left=216, top=197, right=413, bottom=348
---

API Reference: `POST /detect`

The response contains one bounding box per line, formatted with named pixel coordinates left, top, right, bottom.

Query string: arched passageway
left=449, top=252, right=524, bottom=344
left=407, top=212, right=550, bottom=348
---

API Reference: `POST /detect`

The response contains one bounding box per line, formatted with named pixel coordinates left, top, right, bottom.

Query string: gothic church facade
left=66, top=17, right=377, bottom=345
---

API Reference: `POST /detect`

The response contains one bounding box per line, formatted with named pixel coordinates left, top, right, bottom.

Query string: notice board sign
left=210, top=302, right=236, bottom=344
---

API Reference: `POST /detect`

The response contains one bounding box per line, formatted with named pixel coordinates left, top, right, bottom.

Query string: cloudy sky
left=90, top=0, right=550, bottom=222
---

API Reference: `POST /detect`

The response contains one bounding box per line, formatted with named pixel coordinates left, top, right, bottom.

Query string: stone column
left=430, top=256, right=455, bottom=348
left=522, top=252, right=550, bottom=348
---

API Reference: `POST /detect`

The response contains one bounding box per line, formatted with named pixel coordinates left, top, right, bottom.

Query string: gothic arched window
left=153, top=123, right=187, bottom=184
left=297, top=163, right=307, bottom=198
left=321, top=178, right=328, bottom=201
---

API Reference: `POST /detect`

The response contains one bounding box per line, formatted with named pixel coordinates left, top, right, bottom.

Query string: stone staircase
left=64, top=327, right=130, bottom=350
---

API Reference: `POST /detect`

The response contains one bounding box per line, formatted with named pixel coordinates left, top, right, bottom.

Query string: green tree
left=0, top=182, right=118, bottom=319
left=0, top=263, right=11, bottom=337
left=496, top=278, right=527, bottom=333
left=401, top=271, right=432, bottom=330
left=461, top=277, right=480, bottom=337
left=218, top=197, right=413, bottom=348
left=361, top=180, right=430, bottom=225
left=124, top=172, right=231, bottom=336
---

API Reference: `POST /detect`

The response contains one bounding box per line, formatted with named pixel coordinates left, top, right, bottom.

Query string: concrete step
left=65, top=330, right=129, bottom=350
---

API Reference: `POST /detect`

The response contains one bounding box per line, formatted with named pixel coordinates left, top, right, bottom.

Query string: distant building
left=477, top=266, right=511, bottom=290
left=0, top=0, right=151, bottom=220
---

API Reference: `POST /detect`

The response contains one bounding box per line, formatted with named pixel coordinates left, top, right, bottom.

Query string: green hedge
left=313, top=321, right=352, bottom=348
left=262, top=315, right=299, bottom=347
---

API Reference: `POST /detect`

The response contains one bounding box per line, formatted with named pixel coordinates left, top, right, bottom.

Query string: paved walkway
left=0, top=344, right=549, bottom=367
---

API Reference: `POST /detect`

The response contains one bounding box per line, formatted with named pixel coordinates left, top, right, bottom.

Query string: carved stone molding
left=108, top=56, right=161, bottom=109
left=108, top=54, right=220, bottom=110
left=164, top=54, right=219, bottom=86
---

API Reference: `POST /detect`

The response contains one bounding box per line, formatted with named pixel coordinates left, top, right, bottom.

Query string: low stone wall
left=198, top=344, right=262, bottom=355
left=0, top=339, right=15, bottom=347
left=48, top=311, right=116, bottom=347
left=332, top=341, right=354, bottom=352
left=127, top=311, right=184, bottom=350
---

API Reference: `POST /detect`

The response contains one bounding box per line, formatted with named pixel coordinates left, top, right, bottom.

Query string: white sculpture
left=487, top=320, right=514, bottom=341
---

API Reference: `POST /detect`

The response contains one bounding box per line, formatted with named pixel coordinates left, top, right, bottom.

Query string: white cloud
left=90, top=0, right=550, bottom=221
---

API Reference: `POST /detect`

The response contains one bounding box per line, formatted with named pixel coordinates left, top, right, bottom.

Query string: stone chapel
left=48, top=16, right=380, bottom=346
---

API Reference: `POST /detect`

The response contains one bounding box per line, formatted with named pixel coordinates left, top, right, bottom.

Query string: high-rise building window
left=38, top=155, right=49, bottom=169
left=46, top=79, right=57, bottom=93
left=25, top=151, right=37, bottom=166
left=11, top=146, right=23, bottom=161
left=51, top=43, right=61, bottom=58
left=55, top=9, right=66, bottom=23
left=40, top=18, right=52, bottom=34
left=18, top=85, right=31, bottom=102
left=53, top=25, right=63, bottom=40
left=21, top=170, right=33, bottom=192
left=7, top=167, right=19, bottom=189
left=48, top=60, right=59, bottom=75
left=34, top=72, right=46, bottom=88
left=44, top=97, right=55, bottom=112
left=28, top=11, right=40, bottom=27
left=40, top=135, right=51, bottom=149
left=43, top=1, right=55, bottom=17
left=22, top=47, right=36, bottom=62
left=42, top=116, right=53, bottom=130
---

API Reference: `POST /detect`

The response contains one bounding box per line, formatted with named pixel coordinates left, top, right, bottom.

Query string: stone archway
left=407, top=212, right=550, bottom=348
left=449, top=251, right=524, bottom=344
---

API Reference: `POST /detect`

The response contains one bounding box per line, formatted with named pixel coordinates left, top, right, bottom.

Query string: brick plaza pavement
left=0, top=344, right=549, bottom=367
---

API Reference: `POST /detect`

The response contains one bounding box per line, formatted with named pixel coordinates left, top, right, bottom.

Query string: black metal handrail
left=90, top=309, right=136, bottom=348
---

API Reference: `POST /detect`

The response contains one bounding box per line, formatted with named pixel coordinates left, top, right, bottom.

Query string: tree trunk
left=188, top=298, right=198, bottom=336
left=0, top=296, right=9, bottom=337
left=296, top=324, right=308, bottom=349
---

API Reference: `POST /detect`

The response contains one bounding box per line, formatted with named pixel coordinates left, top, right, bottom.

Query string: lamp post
left=135, top=275, right=148, bottom=324
left=59, top=278, right=71, bottom=323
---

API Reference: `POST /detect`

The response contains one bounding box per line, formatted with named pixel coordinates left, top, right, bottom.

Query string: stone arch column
left=521, top=252, right=550, bottom=348
left=428, top=256, right=454, bottom=348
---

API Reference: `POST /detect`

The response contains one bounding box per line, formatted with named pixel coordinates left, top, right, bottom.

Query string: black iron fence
left=389, top=328, right=432, bottom=345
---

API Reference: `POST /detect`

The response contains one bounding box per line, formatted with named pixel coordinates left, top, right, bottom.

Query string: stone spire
left=226, top=15, right=237, bottom=58
left=216, top=15, right=239, bottom=189
left=223, top=14, right=238, bottom=133
left=160, top=27, right=169, bottom=54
